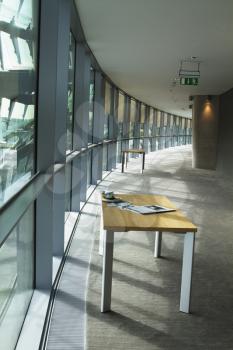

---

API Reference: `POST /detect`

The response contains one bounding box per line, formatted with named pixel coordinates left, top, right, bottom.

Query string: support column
left=36, top=0, right=70, bottom=288
left=192, top=95, right=219, bottom=170
left=52, top=0, right=70, bottom=257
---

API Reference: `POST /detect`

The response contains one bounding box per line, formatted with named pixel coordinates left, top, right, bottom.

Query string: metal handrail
left=0, top=134, right=192, bottom=243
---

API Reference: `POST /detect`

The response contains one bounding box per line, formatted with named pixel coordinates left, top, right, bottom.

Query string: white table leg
left=180, top=232, right=195, bottom=313
left=99, top=214, right=104, bottom=256
left=101, top=230, right=114, bottom=312
left=154, top=231, right=162, bottom=258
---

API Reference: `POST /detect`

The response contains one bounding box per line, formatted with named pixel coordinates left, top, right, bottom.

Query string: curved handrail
left=0, top=134, right=191, bottom=243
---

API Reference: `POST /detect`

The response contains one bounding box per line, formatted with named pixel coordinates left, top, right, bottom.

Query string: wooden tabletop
left=102, top=194, right=197, bottom=233
left=122, top=149, right=145, bottom=154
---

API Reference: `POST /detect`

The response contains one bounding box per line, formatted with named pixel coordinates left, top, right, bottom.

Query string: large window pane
left=66, top=32, right=76, bottom=154
left=157, top=111, right=161, bottom=127
left=88, top=67, right=95, bottom=144
left=140, top=104, right=146, bottom=123
left=117, top=92, right=125, bottom=141
left=118, top=92, right=125, bottom=123
left=65, top=162, right=72, bottom=221
left=0, top=0, right=39, bottom=206
left=104, top=81, right=111, bottom=116
left=104, top=81, right=111, bottom=139
left=102, top=145, right=108, bottom=172
left=0, top=203, right=34, bottom=350
left=86, top=151, right=92, bottom=188
left=149, top=107, right=154, bottom=124
left=130, top=99, right=136, bottom=122
left=103, top=117, right=109, bottom=139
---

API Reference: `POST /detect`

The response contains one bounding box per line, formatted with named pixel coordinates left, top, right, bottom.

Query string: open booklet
left=107, top=200, right=175, bottom=215
left=124, top=204, right=176, bottom=215
left=102, top=191, right=176, bottom=215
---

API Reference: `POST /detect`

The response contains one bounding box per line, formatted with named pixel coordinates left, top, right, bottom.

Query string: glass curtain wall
left=0, top=0, right=39, bottom=206
left=0, top=3, right=193, bottom=348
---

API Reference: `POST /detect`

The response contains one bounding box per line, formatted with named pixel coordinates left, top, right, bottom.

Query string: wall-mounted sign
left=180, top=77, right=199, bottom=86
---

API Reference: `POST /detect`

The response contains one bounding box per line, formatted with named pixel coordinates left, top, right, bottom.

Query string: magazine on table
left=102, top=191, right=176, bottom=215
left=124, top=204, right=176, bottom=215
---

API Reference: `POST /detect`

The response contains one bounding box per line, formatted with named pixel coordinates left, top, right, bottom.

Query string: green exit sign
left=180, top=77, right=199, bottom=86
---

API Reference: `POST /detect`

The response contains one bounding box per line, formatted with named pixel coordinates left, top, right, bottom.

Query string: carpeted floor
left=86, top=145, right=233, bottom=350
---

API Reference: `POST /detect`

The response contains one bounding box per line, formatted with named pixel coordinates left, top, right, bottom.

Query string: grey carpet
left=86, top=145, right=233, bottom=350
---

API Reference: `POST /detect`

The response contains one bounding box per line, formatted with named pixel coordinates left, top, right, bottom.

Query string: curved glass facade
left=0, top=1, right=192, bottom=348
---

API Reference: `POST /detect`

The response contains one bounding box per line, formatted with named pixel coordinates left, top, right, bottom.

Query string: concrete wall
left=217, top=88, right=233, bottom=177
left=192, top=95, right=220, bottom=170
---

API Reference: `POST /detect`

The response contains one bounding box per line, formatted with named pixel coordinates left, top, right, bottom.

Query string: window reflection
left=0, top=0, right=38, bottom=206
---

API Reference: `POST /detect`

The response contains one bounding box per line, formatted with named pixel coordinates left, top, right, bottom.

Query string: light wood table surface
left=121, top=149, right=145, bottom=173
left=100, top=193, right=197, bottom=314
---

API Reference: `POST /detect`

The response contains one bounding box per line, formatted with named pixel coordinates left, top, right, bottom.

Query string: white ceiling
left=75, top=0, right=233, bottom=117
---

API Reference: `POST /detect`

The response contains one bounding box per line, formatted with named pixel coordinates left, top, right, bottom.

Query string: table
left=100, top=194, right=197, bottom=314
left=121, top=149, right=145, bottom=173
